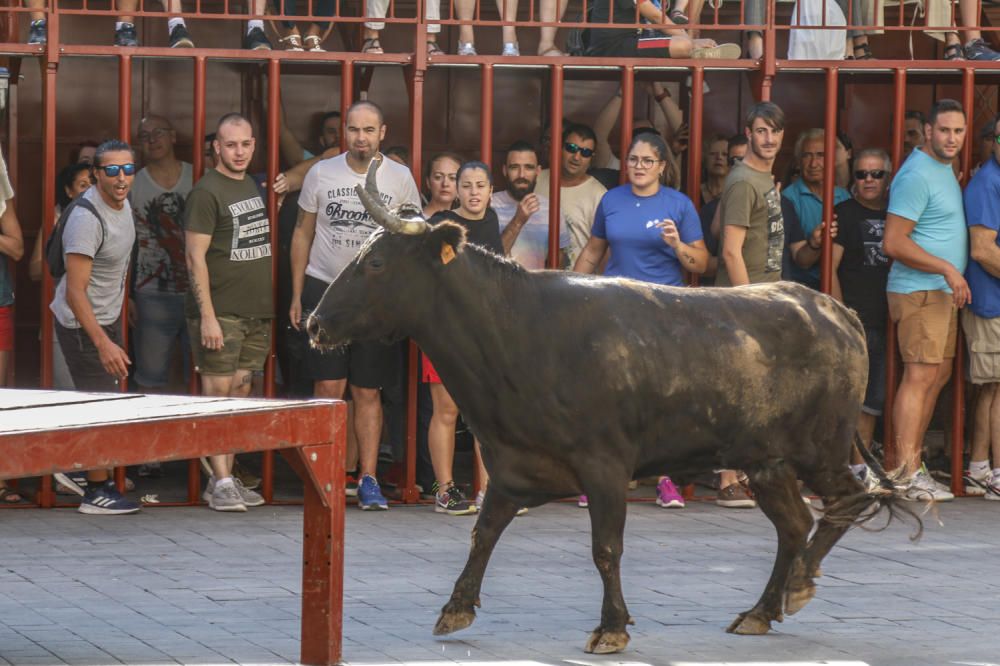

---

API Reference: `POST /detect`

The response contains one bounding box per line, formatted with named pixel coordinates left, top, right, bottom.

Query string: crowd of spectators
left=4, top=84, right=1000, bottom=516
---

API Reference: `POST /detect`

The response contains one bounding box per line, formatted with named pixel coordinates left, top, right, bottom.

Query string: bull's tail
left=817, top=434, right=924, bottom=541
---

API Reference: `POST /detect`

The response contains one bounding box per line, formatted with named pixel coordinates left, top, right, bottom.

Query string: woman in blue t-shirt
left=573, top=132, right=708, bottom=509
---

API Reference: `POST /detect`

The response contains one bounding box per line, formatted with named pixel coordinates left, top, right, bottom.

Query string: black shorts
left=301, top=275, right=399, bottom=388
left=55, top=316, right=123, bottom=392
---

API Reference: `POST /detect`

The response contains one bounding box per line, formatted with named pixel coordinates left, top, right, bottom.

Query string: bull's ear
left=427, top=221, right=467, bottom=266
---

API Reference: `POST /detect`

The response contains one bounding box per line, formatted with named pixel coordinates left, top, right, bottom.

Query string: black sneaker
left=965, top=38, right=1000, bottom=61
left=115, top=22, right=139, bottom=47
left=433, top=482, right=475, bottom=516
left=168, top=23, right=194, bottom=48
left=27, top=19, right=47, bottom=45
left=243, top=26, right=272, bottom=51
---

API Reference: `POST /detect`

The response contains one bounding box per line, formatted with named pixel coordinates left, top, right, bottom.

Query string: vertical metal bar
left=340, top=60, right=354, bottom=153
left=114, top=53, right=133, bottom=494
left=686, top=68, right=705, bottom=288
left=883, top=67, right=907, bottom=471
left=479, top=63, right=494, bottom=166
left=262, top=57, right=282, bottom=505
left=193, top=57, right=207, bottom=182
left=547, top=65, right=563, bottom=270
left=619, top=66, right=634, bottom=186
left=819, top=66, right=837, bottom=295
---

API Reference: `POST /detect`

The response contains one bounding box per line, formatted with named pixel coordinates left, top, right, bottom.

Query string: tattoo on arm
left=295, top=208, right=306, bottom=229
left=189, top=273, right=205, bottom=309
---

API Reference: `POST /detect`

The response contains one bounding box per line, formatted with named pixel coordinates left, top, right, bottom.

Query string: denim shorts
left=133, top=290, right=189, bottom=388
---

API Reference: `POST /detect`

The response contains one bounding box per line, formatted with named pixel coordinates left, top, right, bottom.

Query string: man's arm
left=883, top=212, right=970, bottom=306
left=289, top=207, right=318, bottom=330
left=0, top=199, right=24, bottom=261
left=275, top=148, right=339, bottom=195
left=830, top=243, right=845, bottom=302
left=792, top=220, right=837, bottom=268
left=64, top=253, right=130, bottom=379
left=185, top=231, right=224, bottom=350
left=720, top=224, right=750, bottom=285
left=969, top=226, right=1000, bottom=279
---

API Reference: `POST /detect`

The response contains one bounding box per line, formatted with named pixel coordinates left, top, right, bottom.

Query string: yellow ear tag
left=441, top=243, right=456, bottom=265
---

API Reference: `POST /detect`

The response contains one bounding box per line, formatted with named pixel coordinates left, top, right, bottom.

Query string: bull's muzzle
left=305, top=314, right=329, bottom=349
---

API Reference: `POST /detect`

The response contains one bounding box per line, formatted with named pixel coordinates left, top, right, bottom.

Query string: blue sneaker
left=79, top=480, right=141, bottom=515
left=358, top=475, right=388, bottom=511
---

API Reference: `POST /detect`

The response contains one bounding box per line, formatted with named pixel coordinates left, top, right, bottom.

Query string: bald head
left=138, top=114, right=177, bottom=163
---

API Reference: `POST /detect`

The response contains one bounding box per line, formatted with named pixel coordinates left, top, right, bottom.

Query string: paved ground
left=1, top=496, right=998, bottom=666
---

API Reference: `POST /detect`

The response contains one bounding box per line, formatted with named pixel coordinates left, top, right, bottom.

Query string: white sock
left=116, top=21, right=131, bottom=31
left=850, top=463, right=866, bottom=475
left=168, top=17, right=185, bottom=32
left=969, top=459, right=990, bottom=477
left=216, top=476, right=235, bottom=488
left=247, top=19, right=264, bottom=33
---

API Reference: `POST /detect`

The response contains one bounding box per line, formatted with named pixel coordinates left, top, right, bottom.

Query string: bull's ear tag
left=441, top=243, right=456, bottom=265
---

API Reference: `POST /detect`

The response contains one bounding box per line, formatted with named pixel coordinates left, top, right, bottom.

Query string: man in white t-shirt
left=534, top=124, right=607, bottom=266
left=492, top=140, right=570, bottom=269
left=289, top=100, right=420, bottom=512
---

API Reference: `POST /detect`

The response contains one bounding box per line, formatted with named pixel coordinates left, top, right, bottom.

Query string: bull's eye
left=366, top=256, right=385, bottom=272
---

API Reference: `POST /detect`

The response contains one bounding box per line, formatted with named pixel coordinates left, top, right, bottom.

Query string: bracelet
left=654, top=90, right=670, bottom=102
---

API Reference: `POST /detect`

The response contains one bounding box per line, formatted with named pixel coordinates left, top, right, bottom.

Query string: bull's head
left=306, top=158, right=467, bottom=350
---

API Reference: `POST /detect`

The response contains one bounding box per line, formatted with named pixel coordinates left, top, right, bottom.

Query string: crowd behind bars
left=15, top=0, right=1000, bottom=61
left=2, top=87, right=1000, bottom=516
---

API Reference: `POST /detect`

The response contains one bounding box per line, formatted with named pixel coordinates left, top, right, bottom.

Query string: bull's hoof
left=726, top=611, right=772, bottom=635
left=433, top=605, right=477, bottom=636
left=584, top=628, right=630, bottom=654
left=783, top=581, right=816, bottom=616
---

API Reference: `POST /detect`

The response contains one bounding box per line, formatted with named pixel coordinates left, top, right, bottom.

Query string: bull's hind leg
left=785, top=465, right=869, bottom=616
left=434, top=487, right=519, bottom=636
left=727, top=463, right=812, bottom=636
left=584, top=483, right=630, bottom=654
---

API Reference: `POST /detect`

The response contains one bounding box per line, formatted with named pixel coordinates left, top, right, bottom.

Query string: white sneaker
left=457, top=41, right=477, bottom=56
left=964, top=468, right=992, bottom=496
left=985, top=477, right=1000, bottom=501
left=501, top=42, right=519, bottom=56
left=902, top=469, right=954, bottom=502
left=854, top=465, right=883, bottom=494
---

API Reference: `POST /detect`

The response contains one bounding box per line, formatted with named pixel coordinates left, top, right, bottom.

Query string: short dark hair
left=92, top=139, right=134, bottom=167
left=905, top=109, right=926, bottom=125
left=506, top=140, right=537, bottom=159
left=927, top=99, right=964, bottom=127
left=216, top=112, right=252, bottom=135
left=457, top=160, right=493, bottom=184
left=628, top=132, right=669, bottom=163
left=562, top=123, right=597, bottom=145
left=745, top=101, right=785, bottom=132
left=56, top=162, right=92, bottom=209
left=728, top=133, right=749, bottom=150
left=320, top=111, right=341, bottom=125
left=384, top=145, right=410, bottom=164
left=346, top=100, right=385, bottom=126
left=631, top=125, right=658, bottom=141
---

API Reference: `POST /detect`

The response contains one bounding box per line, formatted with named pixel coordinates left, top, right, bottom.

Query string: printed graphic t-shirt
left=184, top=169, right=273, bottom=319
left=833, top=198, right=889, bottom=330
left=131, top=162, right=193, bottom=294
left=715, top=161, right=785, bottom=286
left=299, top=154, right=421, bottom=284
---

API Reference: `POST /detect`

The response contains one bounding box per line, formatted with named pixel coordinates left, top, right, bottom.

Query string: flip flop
left=361, top=38, right=384, bottom=54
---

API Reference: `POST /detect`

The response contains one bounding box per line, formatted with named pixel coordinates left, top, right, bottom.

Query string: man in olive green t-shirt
left=185, top=112, right=273, bottom=513
left=714, top=101, right=787, bottom=509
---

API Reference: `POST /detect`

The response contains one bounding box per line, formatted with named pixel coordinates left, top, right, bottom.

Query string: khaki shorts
left=888, top=290, right=957, bottom=364
left=962, top=309, right=1000, bottom=384
left=187, top=314, right=272, bottom=376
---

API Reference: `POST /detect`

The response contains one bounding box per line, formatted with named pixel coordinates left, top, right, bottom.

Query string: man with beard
left=185, top=113, right=271, bottom=513
left=534, top=124, right=606, bottom=266
left=715, top=101, right=787, bottom=509
left=289, top=100, right=420, bottom=511
left=493, top=140, right=570, bottom=269
left=130, top=115, right=193, bottom=398
left=883, top=99, right=970, bottom=502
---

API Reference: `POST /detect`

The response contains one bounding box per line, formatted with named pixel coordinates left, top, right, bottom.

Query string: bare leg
left=429, top=383, right=460, bottom=488
left=893, top=361, right=948, bottom=476
left=456, top=0, right=476, bottom=45
left=958, top=0, right=984, bottom=42
left=853, top=411, right=877, bottom=465
left=117, top=0, right=137, bottom=25
left=537, top=0, right=568, bottom=55
left=351, top=384, right=383, bottom=479
left=25, top=0, right=45, bottom=22
left=495, top=0, right=518, bottom=46
left=201, top=374, right=239, bottom=479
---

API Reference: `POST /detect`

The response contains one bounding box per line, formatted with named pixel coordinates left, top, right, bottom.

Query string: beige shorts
left=888, top=290, right=957, bottom=365
left=962, top=309, right=1000, bottom=384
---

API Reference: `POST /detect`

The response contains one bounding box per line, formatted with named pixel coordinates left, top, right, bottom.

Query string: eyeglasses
left=137, top=128, right=171, bottom=143
left=854, top=169, right=886, bottom=180
left=97, top=163, right=137, bottom=177
left=727, top=156, right=744, bottom=167
left=564, top=142, right=595, bottom=158
left=627, top=155, right=663, bottom=169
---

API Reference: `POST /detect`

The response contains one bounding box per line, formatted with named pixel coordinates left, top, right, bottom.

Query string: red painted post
left=819, top=66, right=837, bottom=295
left=480, top=63, right=493, bottom=166
left=619, top=66, right=634, bottom=186
left=547, top=65, right=563, bottom=270
left=115, top=53, right=133, bottom=493
left=340, top=61, right=353, bottom=152
left=188, top=56, right=207, bottom=504
left=686, top=68, right=705, bottom=292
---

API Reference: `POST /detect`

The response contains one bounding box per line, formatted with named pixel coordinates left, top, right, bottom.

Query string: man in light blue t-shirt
left=960, top=112, right=1000, bottom=500
left=883, top=99, right=971, bottom=502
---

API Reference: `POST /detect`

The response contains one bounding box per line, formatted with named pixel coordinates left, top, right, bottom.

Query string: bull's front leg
left=433, top=486, right=519, bottom=636
left=584, top=484, right=630, bottom=654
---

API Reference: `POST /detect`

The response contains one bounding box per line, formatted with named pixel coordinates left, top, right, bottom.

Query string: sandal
left=426, top=40, right=444, bottom=55
left=279, top=34, right=304, bottom=51
left=851, top=41, right=873, bottom=60
left=538, top=46, right=564, bottom=56
left=0, top=486, right=24, bottom=504
left=943, top=42, right=964, bottom=61
left=669, top=9, right=689, bottom=24
left=361, top=37, right=384, bottom=54
left=303, top=35, right=325, bottom=52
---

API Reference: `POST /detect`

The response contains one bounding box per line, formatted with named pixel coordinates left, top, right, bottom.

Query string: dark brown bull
left=306, top=160, right=912, bottom=654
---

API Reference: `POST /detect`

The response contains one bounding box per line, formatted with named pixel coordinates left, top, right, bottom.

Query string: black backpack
left=45, top=197, right=106, bottom=279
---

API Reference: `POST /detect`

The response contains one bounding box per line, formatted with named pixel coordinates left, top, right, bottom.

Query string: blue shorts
left=133, top=290, right=190, bottom=388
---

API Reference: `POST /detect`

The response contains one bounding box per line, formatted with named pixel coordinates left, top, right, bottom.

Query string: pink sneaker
left=577, top=494, right=588, bottom=508
left=656, top=477, right=685, bottom=508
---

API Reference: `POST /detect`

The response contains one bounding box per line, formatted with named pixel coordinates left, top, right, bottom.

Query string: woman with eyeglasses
left=573, top=132, right=708, bottom=510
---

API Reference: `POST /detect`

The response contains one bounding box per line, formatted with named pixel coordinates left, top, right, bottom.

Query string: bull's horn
left=355, top=157, right=428, bottom=235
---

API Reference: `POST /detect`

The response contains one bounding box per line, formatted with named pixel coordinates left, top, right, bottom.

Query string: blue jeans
left=133, top=290, right=190, bottom=389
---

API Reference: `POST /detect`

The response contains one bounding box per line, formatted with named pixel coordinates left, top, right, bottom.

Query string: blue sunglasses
left=97, top=163, right=137, bottom=177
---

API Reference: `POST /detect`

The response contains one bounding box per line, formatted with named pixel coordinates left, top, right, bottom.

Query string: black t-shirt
left=833, top=198, right=889, bottom=329
left=429, top=208, right=504, bottom=256
left=588, top=0, right=642, bottom=53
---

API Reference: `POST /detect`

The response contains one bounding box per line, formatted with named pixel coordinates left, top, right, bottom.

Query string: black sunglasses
left=564, top=142, right=595, bottom=158
left=854, top=169, right=886, bottom=180
left=96, top=163, right=137, bottom=177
